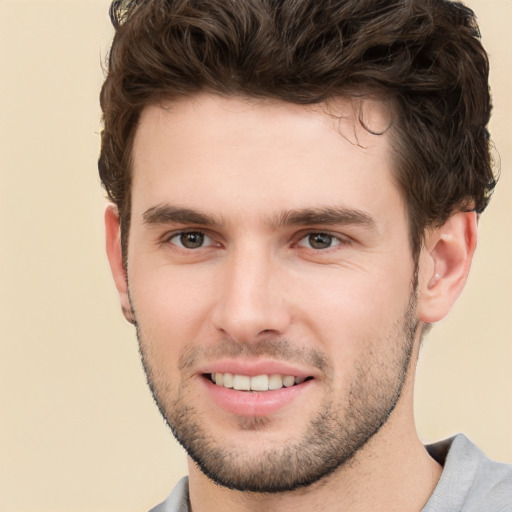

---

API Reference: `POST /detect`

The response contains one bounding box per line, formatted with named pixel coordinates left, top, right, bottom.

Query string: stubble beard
left=133, top=291, right=419, bottom=493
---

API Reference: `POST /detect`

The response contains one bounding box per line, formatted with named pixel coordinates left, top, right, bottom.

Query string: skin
left=106, top=93, right=477, bottom=511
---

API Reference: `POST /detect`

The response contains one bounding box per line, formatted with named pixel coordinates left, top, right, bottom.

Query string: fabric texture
left=149, top=476, right=189, bottom=512
left=423, top=434, right=512, bottom=511
left=149, top=434, right=512, bottom=512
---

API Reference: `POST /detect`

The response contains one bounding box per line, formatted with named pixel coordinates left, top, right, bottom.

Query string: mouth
left=207, top=372, right=314, bottom=392
left=201, top=366, right=316, bottom=416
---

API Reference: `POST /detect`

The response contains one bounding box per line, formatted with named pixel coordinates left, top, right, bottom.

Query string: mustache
left=177, top=337, right=331, bottom=375
left=128, top=294, right=326, bottom=375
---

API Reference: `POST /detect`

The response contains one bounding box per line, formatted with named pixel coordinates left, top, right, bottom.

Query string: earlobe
left=417, top=211, right=478, bottom=324
left=104, top=204, right=135, bottom=324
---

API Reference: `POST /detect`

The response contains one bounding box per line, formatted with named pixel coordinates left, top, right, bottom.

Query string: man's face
left=123, top=94, right=420, bottom=491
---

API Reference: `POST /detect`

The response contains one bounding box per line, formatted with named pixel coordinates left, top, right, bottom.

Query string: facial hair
left=133, top=290, right=418, bottom=493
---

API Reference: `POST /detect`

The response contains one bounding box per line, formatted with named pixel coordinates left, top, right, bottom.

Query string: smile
left=209, top=372, right=311, bottom=391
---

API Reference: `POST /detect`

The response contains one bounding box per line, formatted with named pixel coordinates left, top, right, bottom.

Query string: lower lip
left=202, top=376, right=314, bottom=417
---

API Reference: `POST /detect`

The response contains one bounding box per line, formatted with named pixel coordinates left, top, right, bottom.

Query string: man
left=99, top=0, right=511, bottom=510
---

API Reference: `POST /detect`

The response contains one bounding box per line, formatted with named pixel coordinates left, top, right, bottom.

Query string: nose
left=211, top=243, right=292, bottom=343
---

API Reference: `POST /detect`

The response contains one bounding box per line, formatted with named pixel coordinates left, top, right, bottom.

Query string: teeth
left=233, top=374, right=251, bottom=391
left=250, top=374, right=269, bottom=391
left=269, top=374, right=283, bottom=390
left=282, top=375, right=295, bottom=387
left=223, top=373, right=234, bottom=388
left=210, top=373, right=308, bottom=392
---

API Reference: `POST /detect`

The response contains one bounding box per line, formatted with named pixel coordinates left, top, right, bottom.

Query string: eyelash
left=295, top=232, right=348, bottom=250
left=162, top=230, right=349, bottom=252
left=164, top=231, right=217, bottom=250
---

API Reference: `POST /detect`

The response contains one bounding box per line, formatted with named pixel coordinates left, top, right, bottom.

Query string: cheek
left=292, top=266, right=414, bottom=348
left=129, top=264, right=216, bottom=349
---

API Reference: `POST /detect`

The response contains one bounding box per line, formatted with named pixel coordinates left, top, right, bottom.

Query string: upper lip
left=198, top=359, right=318, bottom=379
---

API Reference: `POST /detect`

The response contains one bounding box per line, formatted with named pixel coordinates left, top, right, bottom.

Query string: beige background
left=0, top=1, right=510, bottom=510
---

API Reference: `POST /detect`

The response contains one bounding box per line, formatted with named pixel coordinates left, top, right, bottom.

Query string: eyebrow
left=272, top=207, right=377, bottom=230
left=142, top=205, right=223, bottom=226
left=142, top=204, right=376, bottom=230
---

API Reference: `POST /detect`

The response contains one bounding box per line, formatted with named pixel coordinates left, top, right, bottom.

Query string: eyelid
left=294, top=230, right=351, bottom=249
left=161, top=229, right=218, bottom=248
left=158, top=228, right=351, bottom=250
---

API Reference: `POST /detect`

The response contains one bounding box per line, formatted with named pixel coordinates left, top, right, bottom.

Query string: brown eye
left=170, top=231, right=211, bottom=249
left=297, top=232, right=344, bottom=250
left=307, top=233, right=335, bottom=249
left=180, top=232, right=204, bottom=248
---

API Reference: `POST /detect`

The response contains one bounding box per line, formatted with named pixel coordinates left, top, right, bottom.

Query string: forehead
left=130, top=93, right=402, bottom=227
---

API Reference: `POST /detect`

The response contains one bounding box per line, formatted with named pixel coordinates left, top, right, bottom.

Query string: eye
left=168, top=231, right=214, bottom=249
left=297, top=232, right=344, bottom=250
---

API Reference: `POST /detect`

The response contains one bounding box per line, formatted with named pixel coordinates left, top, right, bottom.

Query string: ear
left=104, top=204, right=135, bottom=324
left=417, top=211, right=478, bottom=324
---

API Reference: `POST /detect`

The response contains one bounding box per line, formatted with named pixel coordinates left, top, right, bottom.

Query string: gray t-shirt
left=150, top=434, right=512, bottom=512
left=423, top=434, right=511, bottom=511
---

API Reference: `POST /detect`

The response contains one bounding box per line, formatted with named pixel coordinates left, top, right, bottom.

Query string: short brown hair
left=99, top=0, right=496, bottom=260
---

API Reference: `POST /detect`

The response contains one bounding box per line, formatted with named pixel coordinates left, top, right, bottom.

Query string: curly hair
left=99, top=0, right=496, bottom=261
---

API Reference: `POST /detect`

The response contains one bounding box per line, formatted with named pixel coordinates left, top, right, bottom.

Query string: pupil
left=181, top=232, right=204, bottom=248
left=309, top=233, right=332, bottom=249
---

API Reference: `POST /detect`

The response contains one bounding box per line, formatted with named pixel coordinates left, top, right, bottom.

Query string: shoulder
left=423, top=434, right=512, bottom=512
left=149, top=477, right=190, bottom=512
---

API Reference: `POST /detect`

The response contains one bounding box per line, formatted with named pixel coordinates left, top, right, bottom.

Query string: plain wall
left=0, top=1, right=510, bottom=510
